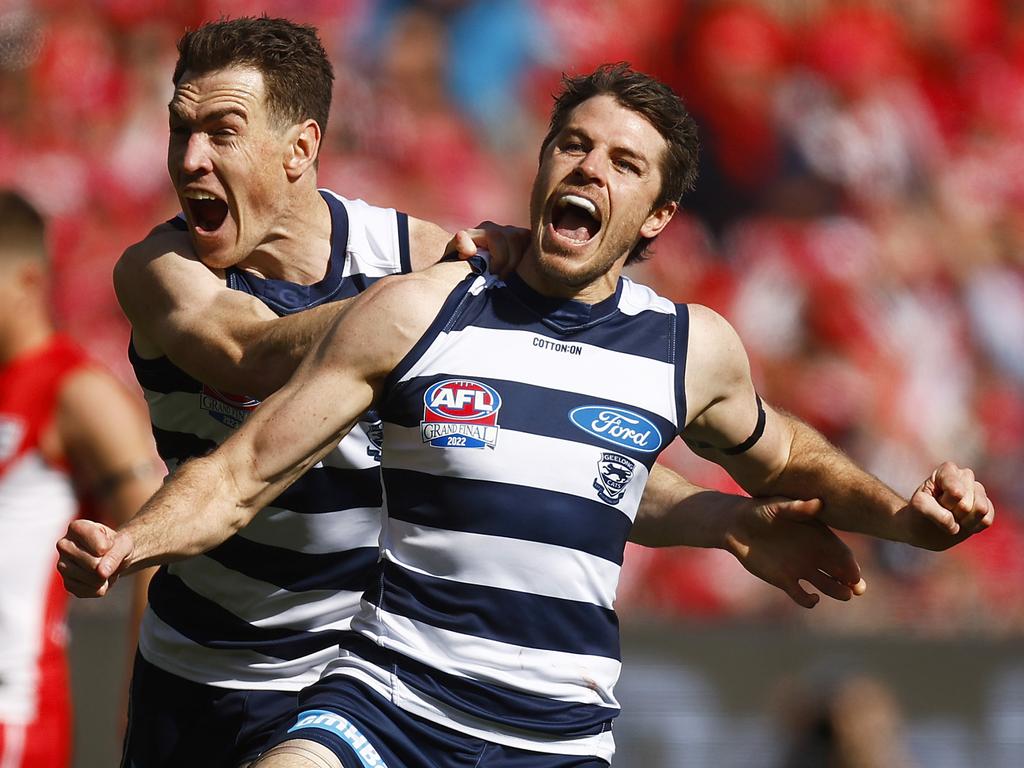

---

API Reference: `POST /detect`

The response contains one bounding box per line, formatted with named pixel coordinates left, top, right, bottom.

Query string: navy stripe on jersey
left=673, top=303, right=689, bottom=429
left=366, top=560, right=619, bottom=658
left=206, top=537, right=379, bottom=593
left=151, top=426, right=216, bottom=464
left=382, top=468, right=630, bottom=565
left=385, top=376, right=676, bottom=464
left=147, top=570, right=346, bottom=660
left=443, top=280, right=679, bottom=363
left=129, top=341, right=202, bottom=394
left=340, top=634, right=614, bottom=737
left=396, top=212, right=411, bottom=274
left=271, top=466, right=382, bottom=515
left=501, top=273, right=624, bottom=332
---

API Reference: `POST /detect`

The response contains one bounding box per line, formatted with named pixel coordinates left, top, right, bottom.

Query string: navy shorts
left=271, top=677, right=609, bottom=767
left=121, top=653, right=300, bottom=767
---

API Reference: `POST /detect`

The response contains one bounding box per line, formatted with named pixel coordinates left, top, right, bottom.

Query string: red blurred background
left=6, top=1, right=1021, bottom=765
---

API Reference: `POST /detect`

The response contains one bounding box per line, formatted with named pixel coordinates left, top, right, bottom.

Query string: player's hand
left=901, top=461, right=995, bottom=550
left=55, top=519, right=135, bottom=597
left=443, top=221, right=530, bottom=278
left=725, top=496, right=866, bottom=609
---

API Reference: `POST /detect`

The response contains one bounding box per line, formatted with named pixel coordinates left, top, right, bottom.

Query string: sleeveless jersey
left=132, top=191, right=410, bottom=690
left=321, top=271, right=689, bottom=762
left=0, top=335, right=89, bottom=740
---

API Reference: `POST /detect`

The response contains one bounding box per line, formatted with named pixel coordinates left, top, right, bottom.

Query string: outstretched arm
left=58, top=263, right=468, bottom=597
left=632, top=464, right=864, bottom=608
left=680, top=305, right=994, bottom=551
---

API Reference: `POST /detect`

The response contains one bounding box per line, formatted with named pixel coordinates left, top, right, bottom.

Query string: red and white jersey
left=0, top=335, right=88, bottom=728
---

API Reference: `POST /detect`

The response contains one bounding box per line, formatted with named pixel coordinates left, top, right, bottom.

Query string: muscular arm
left=115, top=226, right=344, bottom=399
left=680, top=305, right=993, bottom=551
left=60, top=262, right=471, bottom=594
left=116, top=217, right=457, bottom=400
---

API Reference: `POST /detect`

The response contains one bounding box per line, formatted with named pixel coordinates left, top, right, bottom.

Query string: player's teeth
left=184, top=192, right=218, bottom=201
left=559, top=195, right=597, bottom=216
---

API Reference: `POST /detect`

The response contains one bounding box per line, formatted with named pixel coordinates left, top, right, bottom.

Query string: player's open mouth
left=551, top=194, right=601, bottom=244
left=182, top=191, right=229, bottom=234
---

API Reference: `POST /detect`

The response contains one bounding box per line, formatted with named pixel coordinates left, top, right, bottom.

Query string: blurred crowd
left=1, top=0, right=1021, bottom=634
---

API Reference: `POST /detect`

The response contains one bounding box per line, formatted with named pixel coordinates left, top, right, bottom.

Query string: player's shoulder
left=686, top=302, right=736, bottom=335
left=336, top=261, right=473, bottom=351
left=365, top=259, right=472, bottom=304
left=685, top=303, right=751, bottom=381
left=114, top=222, right=217, bottom=297
left=119, top=222, right=193, bottom=264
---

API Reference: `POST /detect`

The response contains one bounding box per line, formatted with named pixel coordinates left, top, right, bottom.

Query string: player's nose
left=179, top=134, right=214, bottom=175
left=575, top=149, right=608, bottom=187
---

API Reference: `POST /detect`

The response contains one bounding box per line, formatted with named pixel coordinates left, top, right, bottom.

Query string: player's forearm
left=631, top=464, right=745, bottom=549
left=116, top=454, right=257, bottom=571
left=753, top=417, right=907, bottom=541
left=209, top=301, right=353, bottom=399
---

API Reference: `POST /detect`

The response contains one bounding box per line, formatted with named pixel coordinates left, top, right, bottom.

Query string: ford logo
left=569, top=406, right=662, bottom=453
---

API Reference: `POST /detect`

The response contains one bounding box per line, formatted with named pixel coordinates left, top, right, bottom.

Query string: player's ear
left=639, top=201, right=677, bottom=240
left=284, top=119, right=321, bottom=179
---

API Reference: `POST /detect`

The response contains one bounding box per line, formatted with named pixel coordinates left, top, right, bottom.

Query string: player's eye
left=614, top=158, right=640, bottom=175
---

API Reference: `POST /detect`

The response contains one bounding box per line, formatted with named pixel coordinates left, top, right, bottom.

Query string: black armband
left=722, top=394, right=766, bottom=455
left=685, top=394, right=766, bottom=456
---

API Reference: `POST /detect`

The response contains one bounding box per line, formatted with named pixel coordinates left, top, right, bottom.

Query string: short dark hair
left=0, top=190, right=45, bottom=261
left=540, top=63, right=700, bottom=264
left=173, top=16, right=334, bottom=135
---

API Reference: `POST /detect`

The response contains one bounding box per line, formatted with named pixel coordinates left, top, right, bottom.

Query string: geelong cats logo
left=421, top=379, right=502, bottom=449
left=593, top=452, right=636, bottom=505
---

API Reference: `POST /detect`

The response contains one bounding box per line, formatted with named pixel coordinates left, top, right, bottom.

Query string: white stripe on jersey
left=138, top=612, right=332, bottom=691
left=237, top=506, right=381, bottom=555
left=618, top=276, right=677, bottom=316
left=398, top=325, right=680, bottom=425
left=321, top=191, right=408, bottom=279
left=384, top=521, right=621, bottom=608
left=382, top=425, right=650, bottom=516
left=142, top=389, right=238, bottom=443
left=167, top=555, right=362, bottom=629
left=342, top=610, right=622, bottom=707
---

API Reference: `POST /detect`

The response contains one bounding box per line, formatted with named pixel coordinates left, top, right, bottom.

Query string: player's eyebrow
left=167, top=102, right=248, bottom=124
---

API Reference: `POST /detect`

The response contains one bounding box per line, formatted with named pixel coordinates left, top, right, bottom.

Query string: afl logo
left=569, top=406, right=662, bottom=453
left=421, top=379, right=501, bottom=449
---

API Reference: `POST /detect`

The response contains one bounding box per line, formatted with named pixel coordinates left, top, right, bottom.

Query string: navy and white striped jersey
left=321, top=269, right=689, bottom=761
left=132, top=191, right=410, bottom=690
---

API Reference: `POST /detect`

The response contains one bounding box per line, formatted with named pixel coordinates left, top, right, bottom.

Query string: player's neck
left=516, top=249, right=622, bottom=305
left=236, top=185, right=333, bottom=285
left=0, top=314, right=53, bottom=365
